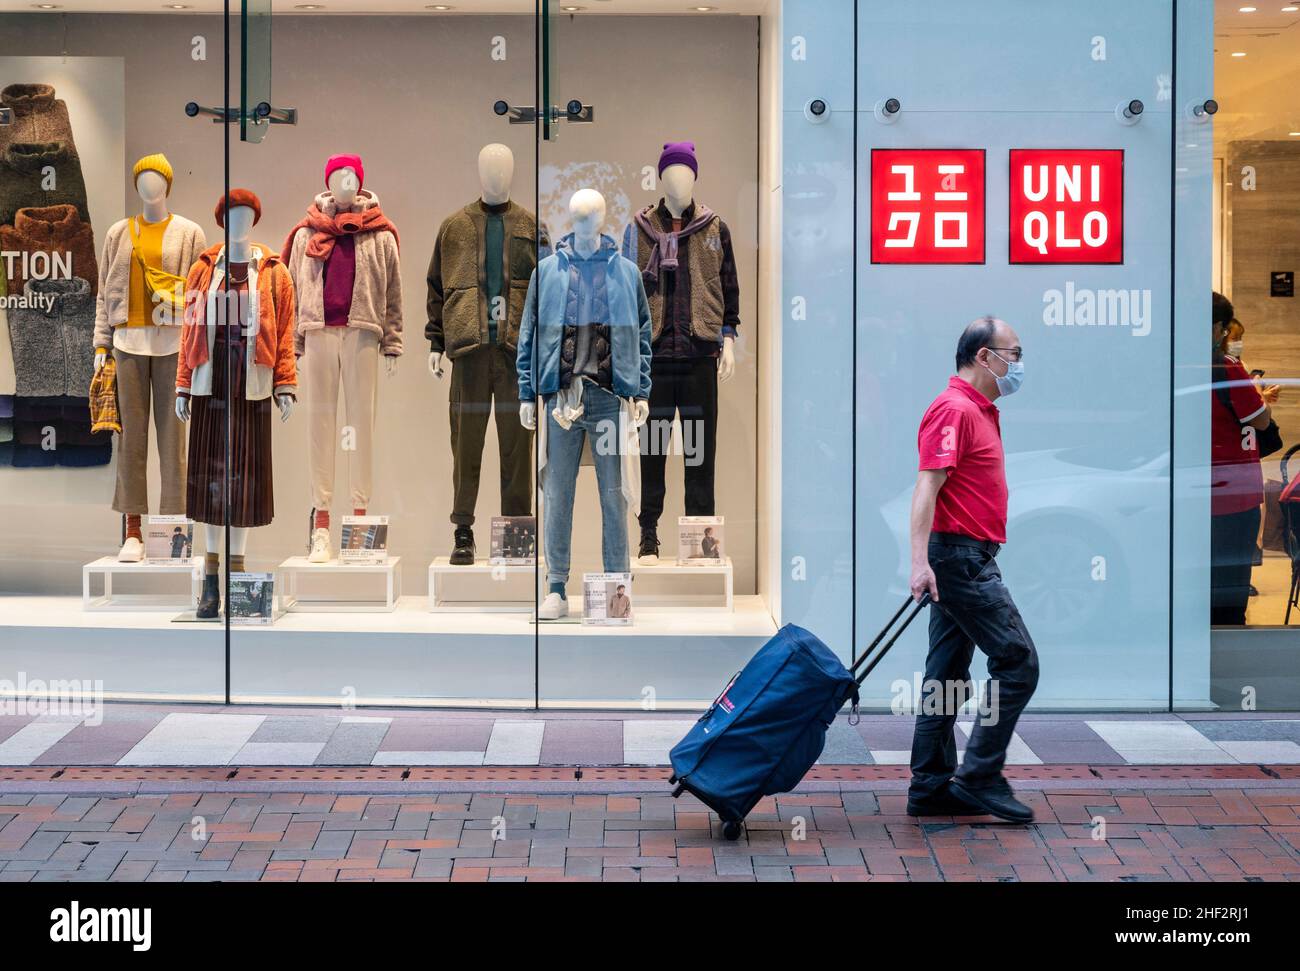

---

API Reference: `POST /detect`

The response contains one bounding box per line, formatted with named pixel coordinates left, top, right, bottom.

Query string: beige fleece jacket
left=93, top=213, right=206, bottom=349
left=283, top=189, right=403, bottom=357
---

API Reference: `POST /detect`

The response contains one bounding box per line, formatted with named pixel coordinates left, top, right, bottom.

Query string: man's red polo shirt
left=917, top=376, right=1008, bottom=544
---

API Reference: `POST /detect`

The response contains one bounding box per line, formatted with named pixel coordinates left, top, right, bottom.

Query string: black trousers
left=909, top=534, right=1041, bottom=799
left=1211, top=506, right=1260, bottom=626
left=638, top=356, right=718, bottom=530
left=449, top=344, right=533, bottom=527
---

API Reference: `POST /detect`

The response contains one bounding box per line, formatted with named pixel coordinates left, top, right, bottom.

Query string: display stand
left=633, top=556, right=734, bottom=612
left=276, top=556, right=402, bottom=613
left=82, top=557, right=203, bottom=612
left=428, top=557, right=540, bottom=613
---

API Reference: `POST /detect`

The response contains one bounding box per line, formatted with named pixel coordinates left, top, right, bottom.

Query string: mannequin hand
left=385, top=355, right=398, bottom=378
left=277, top=394, right=294, bottom=422
left=719, top=336, right=736, bottom=384
left=520, top=401, right=537, bottom=430
left=94, top=349, right=107, bottom=373
left=428, top=351, right=444, bottom=378
left=175, top=396, right=190, bottom=422
left=633, top=399, right=649, bottom=428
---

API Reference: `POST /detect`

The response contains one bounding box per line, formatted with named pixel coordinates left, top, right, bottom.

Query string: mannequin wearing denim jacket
left=517, top=189, right=651, bottom=620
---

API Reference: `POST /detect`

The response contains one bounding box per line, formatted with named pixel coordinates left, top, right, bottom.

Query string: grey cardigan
left=10, top=277, right=96, bottom=398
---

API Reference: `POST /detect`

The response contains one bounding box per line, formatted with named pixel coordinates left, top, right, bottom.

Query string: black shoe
left=196, top=573, right=220, bottom=619
left=450, top=525, right=475, bottom=565
left=948, top=779, right=1035, bottom=823
left=906, top=783, right=976, bottom=817
left=637, top=526, right=660, bottom=563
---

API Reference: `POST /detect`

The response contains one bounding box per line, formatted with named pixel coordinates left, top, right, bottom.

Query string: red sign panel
left=1008, top=149, right=1124, bottom=264
left=871, top=149, right=985, bottom=264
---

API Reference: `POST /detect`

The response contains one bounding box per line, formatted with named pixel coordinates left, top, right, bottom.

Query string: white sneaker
left=637, top=551, right=659, bottom=566
left=308, top=527, right=331, bottom=563
left=538, top=592, right=569, bottom=620
left=118, top=536, right=144, bottom=562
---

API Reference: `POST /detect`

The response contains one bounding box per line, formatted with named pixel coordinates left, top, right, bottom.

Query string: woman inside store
left=1210, top=295, right=1277, bottom=625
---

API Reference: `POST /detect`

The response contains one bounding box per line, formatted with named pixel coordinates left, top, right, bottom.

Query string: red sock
left=353, top=508, right=366, bottom=517
left=314, top=509, right=330, bottom=530
left=125, top=514, right=142, bottom=541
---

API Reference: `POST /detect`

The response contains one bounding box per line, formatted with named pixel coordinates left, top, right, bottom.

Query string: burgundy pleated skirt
left=184, top=328, right=274, bottom=528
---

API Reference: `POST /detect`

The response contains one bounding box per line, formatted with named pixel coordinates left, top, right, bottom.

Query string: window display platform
left=82, top=557, right=202, bottom=612
left=276, top=556, right=402, bottom=613
left=427, top=558, right=538, bottom=613
left=0, top=594, right=778, bottom=708
left=633, top=556, right=733, bottom=611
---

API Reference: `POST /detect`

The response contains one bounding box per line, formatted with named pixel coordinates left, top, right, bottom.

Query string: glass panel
left=534, top=3, right=776, bottom=706
left=1199, top=1, right=1300, bottom=709
left=240, top=0, right=272, bottom=145
left=220, top=4, right=538, bottom=706
left=0, top=10, right=227, bottom=704
left=853, top=0, right=1174, bottom=710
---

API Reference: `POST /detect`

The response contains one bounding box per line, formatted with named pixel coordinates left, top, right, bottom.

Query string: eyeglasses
left=988, top=346, right=1024, bottom=362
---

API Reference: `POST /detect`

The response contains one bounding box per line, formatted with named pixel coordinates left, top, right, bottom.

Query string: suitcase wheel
left=671, top=784, right=684, bottom=798
left=668, top=773, right=677, bottom=785
left=721, top=820, right=743, bottom=841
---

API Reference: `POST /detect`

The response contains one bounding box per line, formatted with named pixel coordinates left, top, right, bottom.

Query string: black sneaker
left=450, top=525, right=475, bottom=566
left=906, top=783, right=976, bottom=817
left=637, top=526, right=660, bottom=564
left=948, top=779, right=1034, bottom=823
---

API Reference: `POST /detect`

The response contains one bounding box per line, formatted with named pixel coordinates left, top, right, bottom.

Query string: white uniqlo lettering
left=934, top=212, right=967, bottom=248
left=887, top=165, right=921, bottom=201
left=1083, top=211, right=1108, bottom=246
left=933, top=165, right=967, bottom=201
left=1023, top=166, right=1049, bottom=202
left=885, top=212, right=919, bottom=248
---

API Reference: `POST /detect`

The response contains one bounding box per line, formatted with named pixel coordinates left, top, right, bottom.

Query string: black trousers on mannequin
left=638, top=356, right=718, bottom=530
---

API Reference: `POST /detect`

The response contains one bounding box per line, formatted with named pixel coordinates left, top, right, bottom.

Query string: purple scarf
left=633, top=203, right=715, bottom=292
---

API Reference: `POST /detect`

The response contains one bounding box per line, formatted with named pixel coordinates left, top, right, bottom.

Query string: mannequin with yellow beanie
left=92, top=153, right=207, bottom=562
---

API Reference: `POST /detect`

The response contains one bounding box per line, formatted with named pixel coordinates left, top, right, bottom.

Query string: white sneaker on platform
left=118, top=537, right=144, bottom=562
left=538, top=592, right=569, bottom=620
left=308, top=527, right=331, bottom=563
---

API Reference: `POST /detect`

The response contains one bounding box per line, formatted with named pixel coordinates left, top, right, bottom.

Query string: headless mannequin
left=93, top=170, right=169, bottom=374
left=173, top=204, right=294, bottom=563
left=520, top=189, right=650, bottom=431
left=429, top=143, right=515, bottom=379
left=659, top=163, right=735, bottom=382
left=328, top=165, right=397, bottom=379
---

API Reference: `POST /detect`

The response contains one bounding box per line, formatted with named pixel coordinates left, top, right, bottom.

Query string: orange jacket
left=176, top=243, right=298, bottom=399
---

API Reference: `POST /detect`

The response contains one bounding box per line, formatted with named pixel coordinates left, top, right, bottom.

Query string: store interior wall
left=0, top=12, right=761, bottom=598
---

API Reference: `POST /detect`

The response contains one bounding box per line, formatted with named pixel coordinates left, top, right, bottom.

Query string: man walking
left=907, top=316, right=1040, bottom=823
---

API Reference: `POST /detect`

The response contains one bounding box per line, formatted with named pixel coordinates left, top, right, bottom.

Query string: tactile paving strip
left=0, top=764, right=1290, bottom=784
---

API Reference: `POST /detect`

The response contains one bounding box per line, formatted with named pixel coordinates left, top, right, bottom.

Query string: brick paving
left=2, top=786, right=1299, bottom=882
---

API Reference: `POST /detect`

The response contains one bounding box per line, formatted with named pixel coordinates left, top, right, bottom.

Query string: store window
left=1205, top=0, right=1300, bottom=710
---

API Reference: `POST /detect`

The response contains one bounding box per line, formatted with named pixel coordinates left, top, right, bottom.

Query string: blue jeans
left=542, top=382, right=629, bottom=586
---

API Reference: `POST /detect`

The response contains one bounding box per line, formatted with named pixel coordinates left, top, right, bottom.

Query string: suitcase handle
left=850, top=592, right=931, bottom=687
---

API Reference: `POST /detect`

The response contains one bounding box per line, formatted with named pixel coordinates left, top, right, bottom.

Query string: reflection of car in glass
left=880, top=443, right=1168, bottom=638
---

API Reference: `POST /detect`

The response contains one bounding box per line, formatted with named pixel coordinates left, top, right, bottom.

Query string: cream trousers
left=301, top=326, right=379, bottom=511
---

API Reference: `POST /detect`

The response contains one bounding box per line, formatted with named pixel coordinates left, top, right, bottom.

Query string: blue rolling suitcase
left=668, top=594, right=929, bottom=840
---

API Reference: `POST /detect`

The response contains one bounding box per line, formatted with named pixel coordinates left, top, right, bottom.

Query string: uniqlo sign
left=871, top=149, right=986, bottom=264
left=1009, top=149, right=1124, bottom=264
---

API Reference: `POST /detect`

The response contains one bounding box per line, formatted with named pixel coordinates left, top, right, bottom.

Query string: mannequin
left=282, top=155, right=403, bottom=563
left=426, top=144, right=543, bottom=565
left=92, top=154, right=206, bottom=562
left=176, top=191, right=297, bottom=618
left=517, top=188, right=651, bottom=621
left=623, top=142, right=740, bottom=565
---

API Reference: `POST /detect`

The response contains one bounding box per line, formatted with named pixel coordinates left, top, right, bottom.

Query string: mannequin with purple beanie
left=622, top=141, right=740, bottom=564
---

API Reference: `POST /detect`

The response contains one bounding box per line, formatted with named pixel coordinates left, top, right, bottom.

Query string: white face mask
left=1226, top=340, right=1244, bottom=357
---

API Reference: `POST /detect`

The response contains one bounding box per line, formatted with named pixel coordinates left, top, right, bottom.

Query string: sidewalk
left=3, top=788, right=1299, bottom=882
left=2, top=704, right=1300, bottom=768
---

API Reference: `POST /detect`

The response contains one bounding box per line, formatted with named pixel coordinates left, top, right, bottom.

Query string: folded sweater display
left=0, top=84, right=79, bottom=159
left=0, top=140, right=90, bottom=229
left=8, top=277, right=97, bottom=398
left=0, top=204, right=99, bottom=297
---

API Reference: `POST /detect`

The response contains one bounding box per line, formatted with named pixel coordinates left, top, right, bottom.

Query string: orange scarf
left=281, top=203, right=400, bottom=262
